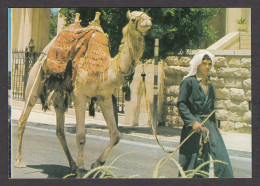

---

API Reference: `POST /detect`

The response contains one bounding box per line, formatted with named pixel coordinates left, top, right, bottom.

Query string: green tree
left=59, top=8, right=220, bottom=59
left=49, top=10, right=58, bottom=42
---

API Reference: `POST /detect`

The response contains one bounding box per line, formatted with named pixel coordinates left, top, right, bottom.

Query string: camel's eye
left=131, top=18, right=136, bottom=22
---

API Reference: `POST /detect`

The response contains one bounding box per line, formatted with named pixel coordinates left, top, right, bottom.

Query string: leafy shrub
left=63, top=152, right=227, bottom=178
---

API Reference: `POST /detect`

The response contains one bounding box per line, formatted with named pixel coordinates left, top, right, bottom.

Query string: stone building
left=11, top=8, right=51, bottom=52
left=208, top=8, right=251, bottom=50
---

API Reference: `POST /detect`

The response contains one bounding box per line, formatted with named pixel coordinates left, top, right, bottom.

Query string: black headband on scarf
left=202, top=54, right=211, bottom=61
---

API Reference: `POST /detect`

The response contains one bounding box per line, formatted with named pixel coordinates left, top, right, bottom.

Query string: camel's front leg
left=91, top=97, right=121, bottom=168
left=73, top=94, right=87, bottom=176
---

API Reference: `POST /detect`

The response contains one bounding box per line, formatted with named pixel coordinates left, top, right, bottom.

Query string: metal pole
left=153, top=38, right=159, bottom=132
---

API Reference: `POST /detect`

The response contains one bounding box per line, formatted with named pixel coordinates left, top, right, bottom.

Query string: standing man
left=177, top=50, right=234, bottom=178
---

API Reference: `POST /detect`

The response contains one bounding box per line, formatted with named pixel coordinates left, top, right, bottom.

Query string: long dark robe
left=177, top=75, right=234, bottom=178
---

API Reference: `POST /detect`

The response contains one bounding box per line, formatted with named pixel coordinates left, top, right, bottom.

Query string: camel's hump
left=45, top=22, right=111, bottom=84
left=45, top=23, right=110, bottom=77
left=90, top=31, right=109, bottom=46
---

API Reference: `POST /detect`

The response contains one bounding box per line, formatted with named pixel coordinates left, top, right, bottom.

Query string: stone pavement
left=10, top=100, right=251, bottom=158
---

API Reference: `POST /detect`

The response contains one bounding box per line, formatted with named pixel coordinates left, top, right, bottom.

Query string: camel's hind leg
left=14, top=61, right=44, bottom=168
left=91, top=97, right=121, bottom=169
left=53, top=92, right=77, bottom=173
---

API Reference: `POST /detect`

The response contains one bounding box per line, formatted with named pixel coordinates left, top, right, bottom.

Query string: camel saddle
left=45, top=23, right=111, bottom=83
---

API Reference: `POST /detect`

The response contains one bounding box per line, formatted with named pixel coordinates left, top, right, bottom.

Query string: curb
left=11, top=119, right=251, bottom=159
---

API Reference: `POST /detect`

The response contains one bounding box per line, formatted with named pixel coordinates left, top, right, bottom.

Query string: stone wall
left=163, top=54, right=251, bottom=131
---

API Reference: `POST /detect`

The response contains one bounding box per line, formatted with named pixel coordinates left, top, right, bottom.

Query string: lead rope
left=198, top=127, right=210, bottom=159
left=142, top=64, right=214, bottom=165
left=141, top=64, right=173, bottom=153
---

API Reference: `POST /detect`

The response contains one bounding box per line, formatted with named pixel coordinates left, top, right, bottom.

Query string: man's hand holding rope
left=193, top=121, right=205, bottom=133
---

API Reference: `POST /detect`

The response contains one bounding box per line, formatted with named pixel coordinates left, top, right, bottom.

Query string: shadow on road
left=27, top=164, right=74, bottom=178
left=86, top=123, right=182, bottom=137
left=26, top=164, right=103, bottom=178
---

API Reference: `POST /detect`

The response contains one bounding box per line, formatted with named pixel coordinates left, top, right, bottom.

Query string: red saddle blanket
left=45, top=23, right=111, bottom=83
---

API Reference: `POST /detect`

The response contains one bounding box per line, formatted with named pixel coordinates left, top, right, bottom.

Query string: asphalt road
left=10, top=125, right=252, bottom=178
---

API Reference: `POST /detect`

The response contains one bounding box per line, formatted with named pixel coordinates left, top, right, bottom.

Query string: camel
left=14, top=11, right=152, bottom=177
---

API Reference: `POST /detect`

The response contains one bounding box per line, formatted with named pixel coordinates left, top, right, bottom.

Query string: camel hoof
left=91, top=162, right=100, bottom=169
left=70, top=161, right=77, bottom=173
left=14, top=160, right=26, bottom=168
left=91, top=163, right=97, bottom=169
left=76, top=168, right=87, bottom=178
left=91, top=161, right=105, bottom=169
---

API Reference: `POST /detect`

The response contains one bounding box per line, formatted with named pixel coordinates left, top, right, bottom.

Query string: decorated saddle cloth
left=45, top=23, right=111, bottom=83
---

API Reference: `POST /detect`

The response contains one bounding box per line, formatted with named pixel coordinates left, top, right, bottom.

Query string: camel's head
left=126, top=11, right=152, bottom=37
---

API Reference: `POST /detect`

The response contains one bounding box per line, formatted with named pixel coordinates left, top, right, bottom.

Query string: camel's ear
left=126, top=10, right=131, bottom=21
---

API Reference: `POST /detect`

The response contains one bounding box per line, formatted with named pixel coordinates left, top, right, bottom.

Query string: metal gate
left=116, top=87, right=125, bottom=113
left=91, top=88, right=125, bottom=114
left=12, top=39, right=41, bottom=99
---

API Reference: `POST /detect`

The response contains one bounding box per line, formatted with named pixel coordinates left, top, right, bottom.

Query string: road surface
left=10, top=125, right=251, bottom=178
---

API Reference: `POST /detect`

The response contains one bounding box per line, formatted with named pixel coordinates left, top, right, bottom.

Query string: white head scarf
left=183, top=50, right=215, bottom=80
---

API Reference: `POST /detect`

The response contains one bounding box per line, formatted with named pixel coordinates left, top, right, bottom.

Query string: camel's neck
left=116, top=25, right=144, bottom=76
left=101, top=25, right=145, bottom=91
left=97, top=24, right=146, bottom=93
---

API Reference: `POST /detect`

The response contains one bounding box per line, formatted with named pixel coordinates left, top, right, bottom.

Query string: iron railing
left=12, top=39, right=41, bottom=99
